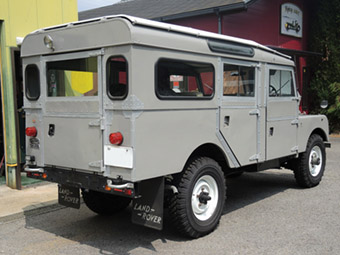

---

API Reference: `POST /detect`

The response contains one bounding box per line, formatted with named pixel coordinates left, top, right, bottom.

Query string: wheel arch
left=311, top=128, right=328, bottom=142
left=299, top=127, right=329, bottom=153
left=182, top=143, right=230, bottom=173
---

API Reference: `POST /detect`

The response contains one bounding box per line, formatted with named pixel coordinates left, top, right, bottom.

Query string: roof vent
left=208, top=40, right=254, bottom=57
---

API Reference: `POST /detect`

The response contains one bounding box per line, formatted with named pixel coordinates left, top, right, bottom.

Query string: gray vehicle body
left=22, top=16, right=329, bottom=230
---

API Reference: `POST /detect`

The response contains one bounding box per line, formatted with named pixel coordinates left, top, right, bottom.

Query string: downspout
left=0, top=24, right=20, bottom=189
left=214, top=8, right=222, bottom=34
left=218, top=12, right=222, bottom=34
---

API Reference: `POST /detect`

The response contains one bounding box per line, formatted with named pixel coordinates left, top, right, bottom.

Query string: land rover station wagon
left=23, top=15, right=330, bottom=238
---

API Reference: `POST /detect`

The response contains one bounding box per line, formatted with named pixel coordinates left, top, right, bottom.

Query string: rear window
left=46, top=57, right=98, bottom=97
left=156, top=59, right=214, bottom=99
left=25, top=64, right=40, bottom=100
left=107, top=56, right=128, bottom=99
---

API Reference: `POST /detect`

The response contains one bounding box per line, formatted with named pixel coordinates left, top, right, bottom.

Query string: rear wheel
left=227, top=171, right=244, bottom=178
left=169, top=157, right=226, bottom=238
left=294, top=134, right=326, bottom=188
left=82, top=190, right=131, bottom=215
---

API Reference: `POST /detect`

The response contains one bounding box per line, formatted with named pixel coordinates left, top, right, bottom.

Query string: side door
left=219, top=59, right=263, bottom=166
left=266, top=65, right=299, bottom=160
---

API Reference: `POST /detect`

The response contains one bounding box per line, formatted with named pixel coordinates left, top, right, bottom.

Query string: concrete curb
left=0, top=200, right=63, bottom=223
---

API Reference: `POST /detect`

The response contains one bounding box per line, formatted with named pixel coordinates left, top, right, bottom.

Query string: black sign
left=132, top=177, right=164, bottom=230
left=58, top=184, right=80, bottom=209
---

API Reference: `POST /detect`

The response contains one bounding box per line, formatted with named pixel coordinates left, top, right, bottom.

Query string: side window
left=25, top=64, right=40, bottom=100
left=223, top=65, right=255, bottom=97
left=107, top=56, right=128, bottom=99
left=269, top=69, right=295, bottom=97
left=156, top=59, right=214, bottom=99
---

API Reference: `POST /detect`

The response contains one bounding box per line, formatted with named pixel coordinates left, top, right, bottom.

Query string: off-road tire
left=227, top=171, right=244, bottom=178
left=294, top=134, right=326, bottom=188
left=82, top=190, right=131, bottom=215
left=169, top=157, right=226, bottom=238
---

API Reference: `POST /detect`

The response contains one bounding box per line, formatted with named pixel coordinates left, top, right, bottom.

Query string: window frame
left=25, top=64, right=41, bottom=101
left=267, top=66, right=296, bottom=99
left=155, top=58, right=215, bottom=100
left=42, top=50, right=102, bottom=103
left=221, top=59, right=258, bottom=101
left=106, top=55, right=129, bottom=100
left=46, top=56, right=99, bottom=98
left=223, top=64, right=256, bottom=97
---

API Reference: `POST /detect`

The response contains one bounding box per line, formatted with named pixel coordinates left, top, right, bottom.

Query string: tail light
left=109, top=132, right=123, bottom=145
left=26, top=127, right=37, bottom=137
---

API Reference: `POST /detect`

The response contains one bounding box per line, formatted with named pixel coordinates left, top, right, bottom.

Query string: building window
left=223, top=64, right=255, bottom=97
left=107, top=56, right=128, bottom=99
left=46, top=57, right=98, bottom=97
left=269, top=70, right=295, bottom=97
left=25, top=64, right=40, bottom=100
left=156, top=59, right=214, bottom=99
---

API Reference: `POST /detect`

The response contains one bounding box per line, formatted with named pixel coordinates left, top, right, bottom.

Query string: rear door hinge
left=89, top=118, right=105, bottom=130
left=89, top=48, right=105, bottom=57
left=89, top=160, right=102, bottom=168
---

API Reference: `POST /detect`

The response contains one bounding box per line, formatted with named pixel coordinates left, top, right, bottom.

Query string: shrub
left=309, top=0, right=340, bottom=132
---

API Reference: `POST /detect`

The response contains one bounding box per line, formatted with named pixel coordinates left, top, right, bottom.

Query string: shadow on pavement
left=23, top=169, right=298, bottom=254
left=224, top=170, right=297, bottom=214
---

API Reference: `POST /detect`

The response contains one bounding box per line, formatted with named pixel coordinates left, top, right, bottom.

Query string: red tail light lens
left=109, top=132, right=123, bottom=145
left=26, top=127, right=37, bottom=137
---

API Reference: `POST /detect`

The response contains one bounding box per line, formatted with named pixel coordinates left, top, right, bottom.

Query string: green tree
left=309, top=0, right=340, bottom=131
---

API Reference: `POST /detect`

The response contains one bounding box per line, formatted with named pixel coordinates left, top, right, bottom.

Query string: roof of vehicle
left=21, top=15, right=291, bottom=64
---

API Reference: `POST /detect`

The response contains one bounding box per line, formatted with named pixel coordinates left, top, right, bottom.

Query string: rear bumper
left=24, top=166, right=135, bottom=198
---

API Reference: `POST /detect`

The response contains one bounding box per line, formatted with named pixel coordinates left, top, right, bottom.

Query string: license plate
left=58, top=184, right=80, bottom=209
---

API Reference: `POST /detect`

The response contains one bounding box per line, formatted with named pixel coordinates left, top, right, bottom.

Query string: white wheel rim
left=309, top=145, right=322, bottom=177
left=191, top=175, right=219, bottom=221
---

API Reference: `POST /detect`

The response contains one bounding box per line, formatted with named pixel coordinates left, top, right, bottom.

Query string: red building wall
left=221, top=0, right=308, bottom=51
left=171, top=0, right=308, bottom=51
left=171, top=13, right=219, bottom=33
left=171, top=0, right=311, bottom=111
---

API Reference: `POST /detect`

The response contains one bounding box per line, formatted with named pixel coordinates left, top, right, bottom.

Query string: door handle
left=48, top=124, right=55, bottom=136
left=224, top=116, right=230, bottom=126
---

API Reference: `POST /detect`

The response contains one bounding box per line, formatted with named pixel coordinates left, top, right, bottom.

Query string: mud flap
left=132, top=177, right=164, bottom=230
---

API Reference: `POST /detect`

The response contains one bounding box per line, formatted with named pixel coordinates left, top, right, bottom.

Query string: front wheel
left=169, top=157, right=226, bottom=238
left=294, top=134, right=326, bottom=188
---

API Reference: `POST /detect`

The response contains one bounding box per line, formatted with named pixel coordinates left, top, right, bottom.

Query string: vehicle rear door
left=42, top=50, right=104, bottom=172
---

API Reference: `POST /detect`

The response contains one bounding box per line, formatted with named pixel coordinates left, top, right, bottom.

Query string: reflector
left=26, top=127, right=37, bottom=137
left=109, top=132, right=123, bottom=145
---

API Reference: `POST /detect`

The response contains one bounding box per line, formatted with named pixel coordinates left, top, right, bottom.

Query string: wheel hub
left=309, top=146, right=323, bottom=177
left=191, top=175, right=219, bottom=221
left=311, top=152, right=320, bottom=166
left=198, top=190, right=211, bottom=205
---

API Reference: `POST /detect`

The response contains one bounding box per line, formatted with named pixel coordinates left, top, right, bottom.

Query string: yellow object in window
left=70, top=71, right=94, bottom=94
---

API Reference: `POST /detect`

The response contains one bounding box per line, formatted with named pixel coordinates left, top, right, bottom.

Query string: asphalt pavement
left=0, top=137, right=339, bottom=254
